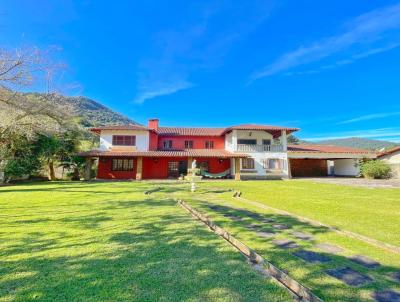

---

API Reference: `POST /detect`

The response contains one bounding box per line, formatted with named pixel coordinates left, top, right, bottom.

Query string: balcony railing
left=236, top=144, right=284, bottom=152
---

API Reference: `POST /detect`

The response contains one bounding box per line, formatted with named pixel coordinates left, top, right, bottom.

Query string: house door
left=178, top=160, right=187, bottom=176
left=168, top=161, right=179, bottom=178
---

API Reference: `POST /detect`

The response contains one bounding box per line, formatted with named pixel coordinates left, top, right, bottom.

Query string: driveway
left=295, top=177, right=400, bottom=188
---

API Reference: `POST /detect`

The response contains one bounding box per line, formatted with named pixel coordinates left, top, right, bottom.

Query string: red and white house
left=78, top=119, right=376, bottom=180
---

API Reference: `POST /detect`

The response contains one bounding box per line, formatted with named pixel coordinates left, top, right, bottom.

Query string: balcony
left=236, top=144, right=284, bottom=152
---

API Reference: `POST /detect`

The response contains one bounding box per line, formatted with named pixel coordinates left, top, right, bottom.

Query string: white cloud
left=134, top=1, right=275, bottom=103
left=337, top=111, right=400, bottom=124
left=250, top=3, right=400, bottom=80
left=134, top=80, right=194, bottom=104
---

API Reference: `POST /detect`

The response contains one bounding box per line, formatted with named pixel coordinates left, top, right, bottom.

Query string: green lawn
left=0, top=182, right=290, bottom=302
left=195, top=180, right=400, bottom=246
left=162, top=180, right=400, bottom=302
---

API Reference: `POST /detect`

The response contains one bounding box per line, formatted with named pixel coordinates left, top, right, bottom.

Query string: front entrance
left=168, top=160, right=187, bottom=178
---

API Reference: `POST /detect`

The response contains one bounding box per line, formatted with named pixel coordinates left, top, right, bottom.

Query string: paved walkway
left=295, top=177, right=400, bottom=188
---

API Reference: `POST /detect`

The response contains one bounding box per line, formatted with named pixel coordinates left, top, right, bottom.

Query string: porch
left=78, top=149, right=247, bottom=181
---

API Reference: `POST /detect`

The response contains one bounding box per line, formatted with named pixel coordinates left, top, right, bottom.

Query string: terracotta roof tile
left=288, top=144, right=375, bottom=154
left=378, top=146, right=400, bottom=157
left=156, top=127, right=225, bottom=136
left=90, top=125, right=148, bottom=134
left=78, top=149, right=247, bottom=158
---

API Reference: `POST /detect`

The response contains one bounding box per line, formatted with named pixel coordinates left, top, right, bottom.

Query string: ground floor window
left=263, top=158, right=284, bottom=170
left=112, top=158, right=134, bottom=171
left=242, top=158, right=255, bottom=169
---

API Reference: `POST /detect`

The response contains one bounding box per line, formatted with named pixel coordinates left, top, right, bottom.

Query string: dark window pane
left=238, top=139, right=257, bottom=145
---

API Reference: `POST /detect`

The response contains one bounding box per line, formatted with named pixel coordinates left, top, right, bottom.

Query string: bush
left=360, top=160, right=391, bottom=179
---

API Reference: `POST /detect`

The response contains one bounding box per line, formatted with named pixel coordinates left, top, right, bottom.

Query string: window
left=263, top=159, right=283, bottom=170
left=238, top=139, right=257, bottom=145
left=163, top=140, right=173, bottom=149
left=205, top=140, right=214, bottom=149
left=242, top=158, right=255, bottom=169
left=262, top=139, right=271, bottom=145
left=184, top=140, right=193, bottom=149
left=112, top=135, right=136, bottom=146
left=112, top=159, right=134, bottom=171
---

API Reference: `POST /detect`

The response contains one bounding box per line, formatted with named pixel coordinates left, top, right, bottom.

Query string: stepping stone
left=388, top=271, right=400, bottom=283
left=245, top=224, right=262, bottom=230
left=272, top=223, right=290, bottom=230
left=256, top=231, right=275, bottom=238
left=231, top=216, right=243, bottom=222
left=349, top=255, right=380, bottom=269
left=261, top=218, right=274, bottom=223
left=372, top=290, right=400, bottom=302
left=292, top=231, right=313, bottom=240
left=272, top=239, right=299, bottom=249
left=326, top=267, right=372, bottom=287
left=315, top=243, right=343, bottom=254
left=293, top=250, right=331, bottom=263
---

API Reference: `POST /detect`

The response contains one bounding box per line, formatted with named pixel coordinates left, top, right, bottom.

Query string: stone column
left=281, top=130, right=287, bottom=151
left=234, top=157, right=241, bottom=181
left=136, top=157, right=143, bottom=180
left=84, top=157, right=92, bottom=181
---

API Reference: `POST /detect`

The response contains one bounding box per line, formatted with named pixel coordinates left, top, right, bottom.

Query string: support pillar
left=188, top=157, right=193, bottom=174
left=84, top=157, right=92, bottom=181
left=234, top=158, right=241, bottom=181
left=287, top=158, right=292, bottom=179
left=136, top=157, right=143, bottom=180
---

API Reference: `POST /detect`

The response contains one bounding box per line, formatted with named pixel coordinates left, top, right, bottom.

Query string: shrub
left=360, top=160, right=391, bottom=179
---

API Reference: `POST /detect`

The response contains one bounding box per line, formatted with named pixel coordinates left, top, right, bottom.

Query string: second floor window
left=184, top=140, right=193, bottom=149
left=205, top=140, right=214, bottom=149
left=238, top=139, right=257, bottom=145
left=112, top=135, right=136, bottom=146
left=262, top=139, right=271, bottom=145
left=242, top=158, right=255, bottom=169
left=163, top=140, right=173, bottom=149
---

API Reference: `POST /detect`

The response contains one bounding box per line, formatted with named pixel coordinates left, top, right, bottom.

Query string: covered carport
left=288, top=145, right=376, bottom=177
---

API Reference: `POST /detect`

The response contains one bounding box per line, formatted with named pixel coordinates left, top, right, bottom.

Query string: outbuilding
left=288, top=145, right=376, bottom=177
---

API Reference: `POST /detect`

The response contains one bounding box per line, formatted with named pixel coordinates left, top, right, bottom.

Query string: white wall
left=99, top=130, right=149, bottom=151
left=380, top=151, right=400, bottom=164
left=235, top=130, right=274, bottom=144
left=333, top=159, right=360, bottom=176
left=227, top=130, right=288, bottom=177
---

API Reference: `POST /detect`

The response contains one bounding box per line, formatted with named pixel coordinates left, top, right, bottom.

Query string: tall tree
left=0, top=48, right=73, bottom=182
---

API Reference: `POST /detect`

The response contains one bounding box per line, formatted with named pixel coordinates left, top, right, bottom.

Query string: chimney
left=148, top=118, right=159, bottom=130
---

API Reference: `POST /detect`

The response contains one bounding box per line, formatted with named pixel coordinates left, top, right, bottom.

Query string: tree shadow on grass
left=190, top=201, right=400, bottom=302
left=0, top=198, right=290, bottom=302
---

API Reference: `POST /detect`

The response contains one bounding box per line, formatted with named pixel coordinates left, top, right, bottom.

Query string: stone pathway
left=204, top=203, right=400, bottom=301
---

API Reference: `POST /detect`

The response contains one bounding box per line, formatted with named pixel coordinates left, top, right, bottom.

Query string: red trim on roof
left=78, top=149, right=248, bottom=158
left=90, top=125, right=148, bottom=134
left=288, top=144, right=375, bottom=154
left=156, top=127, right=225, bottom=136
left=378, top=146, right=400, bottom=157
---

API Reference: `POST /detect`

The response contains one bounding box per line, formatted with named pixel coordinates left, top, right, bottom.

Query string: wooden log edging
left=234, top=196, right=400, bottom=254
left=177, top=199, right=324, bottom=302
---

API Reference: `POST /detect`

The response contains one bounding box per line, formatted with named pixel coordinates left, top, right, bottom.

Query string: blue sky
left=1, top=1, right=400, bottom=142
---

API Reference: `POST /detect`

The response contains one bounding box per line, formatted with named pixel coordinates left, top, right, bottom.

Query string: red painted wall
left=141, top=157, right=231, bottom=179
left=197, top=158, right=231, bottom=173
left=97, top=157, right=137, bottom=179
left=158, top=136, right=225, bottom=150
left=149, top=131, right=158, bottom=150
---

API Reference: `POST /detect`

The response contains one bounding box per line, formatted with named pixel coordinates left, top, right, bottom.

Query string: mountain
left=314, top=137, right=399, bottom=151
left=26, top=93, right=139, bottom=127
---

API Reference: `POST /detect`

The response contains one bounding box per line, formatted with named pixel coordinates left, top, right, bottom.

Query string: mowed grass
left=159, top=180, right=400, bottom=302
left=0, top=181, right=291, bottom=302
left=196, top=180, right=400, bottom=246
